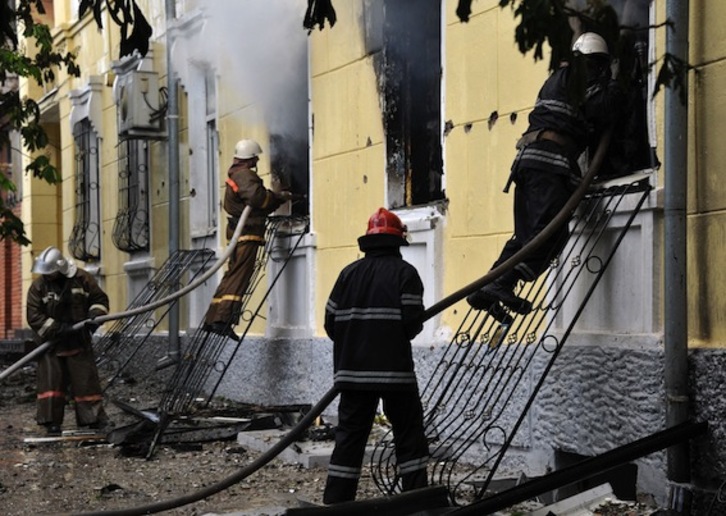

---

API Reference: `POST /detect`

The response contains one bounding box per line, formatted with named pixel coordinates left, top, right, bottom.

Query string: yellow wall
left=440, top=1, right=551, bottom=330
left=307, top=0, right=726, bottom=348
left=685, top=0, right=726, bottom=346
left=309, top=1, right=387, bottom=335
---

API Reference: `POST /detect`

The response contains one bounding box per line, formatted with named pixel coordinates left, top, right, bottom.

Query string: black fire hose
left=70, top=130, right=613, bottom=515
left=64, top=387, right=340, bottom=516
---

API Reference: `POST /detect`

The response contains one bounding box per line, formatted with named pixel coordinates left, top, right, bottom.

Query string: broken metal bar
left=451, top=420, right=708, bottom=515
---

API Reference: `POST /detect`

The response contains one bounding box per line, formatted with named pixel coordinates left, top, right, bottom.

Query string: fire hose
left=56, top=129, right=611, bottom=516
left=0, top=206, right=253, bottom=384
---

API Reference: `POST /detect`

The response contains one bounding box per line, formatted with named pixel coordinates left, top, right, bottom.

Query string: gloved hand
left=85, top=320, right=101, bottom=334
left=278, top=191, right=294, bottom=201
left=56, top=323, right=76, bottom=338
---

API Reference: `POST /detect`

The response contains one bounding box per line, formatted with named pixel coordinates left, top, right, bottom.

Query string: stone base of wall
left=113, top=333, right=726, bottom=508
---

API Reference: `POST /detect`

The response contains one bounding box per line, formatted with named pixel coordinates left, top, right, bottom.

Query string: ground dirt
left=0, top=363, right=365, bottom=516
left=0, top=359, right=661, bottom=516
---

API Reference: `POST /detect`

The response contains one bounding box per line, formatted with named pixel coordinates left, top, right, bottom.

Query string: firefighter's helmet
left=366, top=208, right=408, bottom=239
left=32, top=246, right=71, bottom=276
left=572, top=32, right=609, bottom=57
left=234, top=139, right=263, bottom=160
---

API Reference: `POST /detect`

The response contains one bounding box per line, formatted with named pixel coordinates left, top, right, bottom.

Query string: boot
left=45, top=424, right=62, bottom=436
left=487, top=302, right=514, bottom=326
left=203, top=321, right=239, bottom=340
left=467, top=271, right=532, bottom=314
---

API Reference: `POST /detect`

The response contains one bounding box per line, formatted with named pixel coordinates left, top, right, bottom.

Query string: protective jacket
left=224, top=159, right=285, bottom=239
left=27, top=268, right=109, bottom=353
left=324, top=237, right=424, bottom=391
left=512, top=63, right=623, bottom=184
left=27, top=267, right=110, bottom=429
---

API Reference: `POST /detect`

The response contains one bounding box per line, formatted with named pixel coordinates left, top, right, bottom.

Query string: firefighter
left=323, top=208, right=429, bottom=504
left=26, top=246, right=111, bottom=436
left=467, top=32, right=625, bottom=317
left=202, top=138, right=293, bottom=338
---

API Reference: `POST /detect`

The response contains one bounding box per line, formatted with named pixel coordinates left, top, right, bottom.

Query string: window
left=366, top=0, right=444, bottom=208
left=189, top=73, right=219, bottom=239
left=583, top=0, right=658, bottom=177
left=204, top=72, right=218, bottom=232
left=205, top=118, right=219, bottom=230
left=112, top=138, right=150, bottom=252
left=69, top=118, right=101, bottom=261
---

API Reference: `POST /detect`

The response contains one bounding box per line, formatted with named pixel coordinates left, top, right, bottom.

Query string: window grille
left=112, top=138, right=150, bottom=252
left=69, top=119, right=101, bottom=261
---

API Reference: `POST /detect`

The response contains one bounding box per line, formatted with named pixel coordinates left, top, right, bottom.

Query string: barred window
left=112, top=138, right=150, bottom=252
left=69, top=119, right=101, bottom=261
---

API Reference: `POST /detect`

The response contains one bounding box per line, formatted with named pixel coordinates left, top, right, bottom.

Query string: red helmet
left=366, top=208, right=407, bottom=238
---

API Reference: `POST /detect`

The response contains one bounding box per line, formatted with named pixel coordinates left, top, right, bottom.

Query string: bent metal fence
left=93, top=216, right=309, bottom=457
left=370, top=173, right=654, bottom=505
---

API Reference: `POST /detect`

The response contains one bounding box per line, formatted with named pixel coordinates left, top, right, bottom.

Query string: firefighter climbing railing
left=159, top=215, right=309, bottom=417
left=132, top=215, right=310, bottom=457
left=94, top=249, right=217, bottom=392
left=370, top=173, right=654, bottom=505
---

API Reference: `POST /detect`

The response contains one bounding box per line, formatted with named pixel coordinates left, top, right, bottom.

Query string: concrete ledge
left=236, top=429, right=379, bottom=470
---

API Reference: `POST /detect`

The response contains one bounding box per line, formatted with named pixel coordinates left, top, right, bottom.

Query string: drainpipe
left=158, top=0, right=180, bottom=369
left=664, top=0, right=690, bottom=510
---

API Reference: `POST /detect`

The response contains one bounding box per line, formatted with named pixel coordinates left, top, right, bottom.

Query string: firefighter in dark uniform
left=468, top=32, right=624, bottom=317
left=323, top=208, right=429, bottom=504
left=26, top=246, right=111, bottom=436
left=203, top=139, right=293, bottom=338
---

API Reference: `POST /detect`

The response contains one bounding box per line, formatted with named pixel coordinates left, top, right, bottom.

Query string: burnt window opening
left=587, top=0, right=659, bottom=178
left=372, top=0, right=444, bottom=209
left=270, top=134, right=309, bottom=216
left=69, top=119, right=101, bottom=261
left=112, top=138, right=149, bottom=253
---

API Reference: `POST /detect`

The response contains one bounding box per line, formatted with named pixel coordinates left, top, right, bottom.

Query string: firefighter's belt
left=516, top=129, right=578, bottom=155
left=237, top=235, right=265, bottom=244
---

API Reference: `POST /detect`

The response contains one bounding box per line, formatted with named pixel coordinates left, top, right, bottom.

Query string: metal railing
left=371, top=174, right=653, bottom=504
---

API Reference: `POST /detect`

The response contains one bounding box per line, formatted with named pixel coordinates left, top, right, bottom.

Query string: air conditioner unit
left=117, top=70, right=163, bottom=137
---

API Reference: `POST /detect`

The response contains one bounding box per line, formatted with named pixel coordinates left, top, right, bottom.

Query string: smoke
left=192, top=0, right=309, bottom=137
left=567, top=0, right=651, bottom=29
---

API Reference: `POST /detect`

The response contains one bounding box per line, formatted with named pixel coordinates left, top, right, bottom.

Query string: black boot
left=45, top=424, right=62, bottom=436
left=486, top=302, right=514, bottom=325
left=466, top=272, right=532, bottom=314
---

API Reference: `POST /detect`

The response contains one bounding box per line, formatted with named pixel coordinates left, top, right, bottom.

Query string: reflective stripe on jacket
left=325, top=247, right=424, bottom=391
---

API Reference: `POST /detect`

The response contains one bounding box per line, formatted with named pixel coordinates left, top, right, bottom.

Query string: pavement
left=203, top=430, right=641, bottom=516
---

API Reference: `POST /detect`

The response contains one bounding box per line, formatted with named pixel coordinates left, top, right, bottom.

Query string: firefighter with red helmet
left=323, top=207, right=429, bottom=504
left=26, top=246, right=112, bottom=436
left=203, top=139, right=293, bottom=338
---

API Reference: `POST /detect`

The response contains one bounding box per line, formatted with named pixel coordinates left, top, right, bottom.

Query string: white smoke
left=192, top=0, right=309, bottom=136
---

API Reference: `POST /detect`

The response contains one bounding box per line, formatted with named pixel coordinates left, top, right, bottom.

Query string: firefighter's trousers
left=493, top=169, right=573, bottom=281
left=204, top=239, right=262, bottom=327
left=323, top=389, right=429, bottom=504
left=36, top=346, right=107, bottom=427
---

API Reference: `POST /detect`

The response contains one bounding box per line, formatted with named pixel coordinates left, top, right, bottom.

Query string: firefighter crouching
left=26, top=246, right=112, bottom=436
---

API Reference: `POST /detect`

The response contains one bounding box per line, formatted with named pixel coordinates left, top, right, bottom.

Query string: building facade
left=14, top=0, right=726, bottom=506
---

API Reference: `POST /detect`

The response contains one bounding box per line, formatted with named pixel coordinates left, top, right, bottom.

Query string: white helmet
left=233, top=139, right=263, bottom=160
left=572, top=32, right=609, bottom=56
left=32, top=246, right=69, bottom=276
